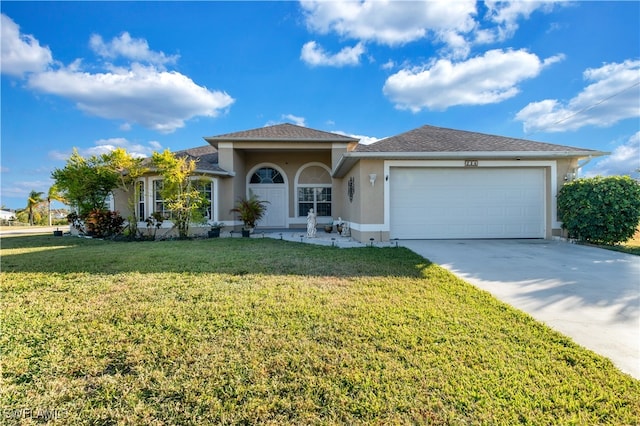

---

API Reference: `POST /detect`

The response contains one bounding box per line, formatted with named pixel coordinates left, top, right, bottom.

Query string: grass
left=1, top=235, right=638, bottom=425
left=589, top=227, right=640, bottom=256
left=618, top=227, right=640, bottom=255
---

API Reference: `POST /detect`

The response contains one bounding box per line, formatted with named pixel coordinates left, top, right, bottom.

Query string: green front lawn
left=1, top=235, right=638, bottom=424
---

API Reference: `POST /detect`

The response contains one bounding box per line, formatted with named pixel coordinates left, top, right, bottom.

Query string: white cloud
left=89, top=32, right=179, bottom=66
left=383, top=49, right=563, bottom=111
left=265, top=114, right=307, bottom=127
left=49, top=137, right=164, bottom=161
left=0, top=14, right=53, bottom=76
left=515, top=60, right=640, bottom=133
left=2, top=16, right=233, bottom=133
left=481, top=1, right=561, bottom=43
left=28, top=63, right=235, bottom=133
left=300, top=1, right=562, bottom=60
left=282, top=114, right=307, bottom=127
left=300, top=0, right=476, bottom=49
left=586, top=132, right=640, bottom=178
left=381, top=60, right=395, bottom=70
left=149, top=140, right=163, bottom=151
left=333, top=130, right=382, bottom=145
left=301, top=41, right=365, bottom=67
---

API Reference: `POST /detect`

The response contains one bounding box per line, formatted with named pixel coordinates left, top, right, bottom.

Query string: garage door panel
left=390, top=168, right=545, bottom=239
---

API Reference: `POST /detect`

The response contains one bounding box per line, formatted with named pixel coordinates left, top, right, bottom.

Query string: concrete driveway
left=400, top=239, right=640, bottom=379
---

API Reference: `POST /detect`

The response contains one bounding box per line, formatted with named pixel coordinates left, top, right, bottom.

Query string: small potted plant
left=208, top=222, right=224, bottom=238
left=230, top=192, right=269, bottom=237
left=324, top=223, right=333, bottom=233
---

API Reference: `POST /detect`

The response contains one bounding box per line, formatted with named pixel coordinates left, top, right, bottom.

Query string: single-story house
left=114, top=123, right=606, bottom=242
left=0, top=209, right=16, bottom=222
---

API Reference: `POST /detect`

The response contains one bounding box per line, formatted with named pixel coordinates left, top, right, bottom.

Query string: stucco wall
left=214, top=147, right=246, bottom=225
left=112, top=188, right=132, bottom=218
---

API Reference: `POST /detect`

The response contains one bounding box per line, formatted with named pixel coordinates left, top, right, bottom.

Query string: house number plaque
left=464, top=160, right=479, bottom=167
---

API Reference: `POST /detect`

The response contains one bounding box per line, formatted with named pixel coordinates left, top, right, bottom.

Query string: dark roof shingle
left=174, top=145, right=227, bottom=173
left=356, top=125, right=598, bottom=153
left=143, top=145, right=228, bottom=174
left=205, top=123, right=358, bottom=142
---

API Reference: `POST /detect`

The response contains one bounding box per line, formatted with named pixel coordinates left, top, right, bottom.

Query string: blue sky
left=1, top=1, right=639, bottom=210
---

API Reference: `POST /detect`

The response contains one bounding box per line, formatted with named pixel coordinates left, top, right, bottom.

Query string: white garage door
left=390, top=168, right=545, bottom=239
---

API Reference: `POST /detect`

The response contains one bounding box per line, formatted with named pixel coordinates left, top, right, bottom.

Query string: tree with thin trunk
left=26, top=190, right=45, bottom=226
left=151, top=149, right=205, bottom=239
left=104, top=148, right=148, bottom=238
left=51, top=149, right=119, bottom=216
left=47, top=184, right=67, bottom=226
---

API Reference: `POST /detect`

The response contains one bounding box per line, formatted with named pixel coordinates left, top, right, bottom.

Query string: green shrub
left=557, top=176, right=640, bottom=245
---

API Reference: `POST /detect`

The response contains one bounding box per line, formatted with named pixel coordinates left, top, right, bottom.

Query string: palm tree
left=26, top=190, right=45, bottom=226
left=47, top=185, right=67, bottom=226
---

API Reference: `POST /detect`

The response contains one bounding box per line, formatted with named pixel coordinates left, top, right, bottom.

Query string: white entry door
left=249, top=186, right=287, bottom=228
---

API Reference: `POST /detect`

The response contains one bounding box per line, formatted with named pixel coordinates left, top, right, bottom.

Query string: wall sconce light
left=369, top=173, right=377, bottom=186
left=564, top=172, right=576, bottom=182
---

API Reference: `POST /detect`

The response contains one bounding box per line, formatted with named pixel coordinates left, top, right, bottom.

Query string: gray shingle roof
left=174, top=145, right=227, bottom=174
left=205, top=123, right=358, bottom=142
left=356, top=125, right=599, bottom=153
left=143, top=145, right=228, bottom=175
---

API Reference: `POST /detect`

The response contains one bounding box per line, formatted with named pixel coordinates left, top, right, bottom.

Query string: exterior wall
left=337, top=159, right=388, bottom=243
left=355, top=159, right=387, bottom=242
left=336, top=162, right=362, bottom=240
left=112, top=188, right=132, bottom=218
left=331, top=142, right=357, bottom=170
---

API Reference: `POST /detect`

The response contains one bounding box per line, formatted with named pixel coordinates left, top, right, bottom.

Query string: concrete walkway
left=400, top=239, right=640, bottom=379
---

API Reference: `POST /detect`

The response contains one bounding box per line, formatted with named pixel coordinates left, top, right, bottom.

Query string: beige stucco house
left=116, top=123, right=606, bottom=242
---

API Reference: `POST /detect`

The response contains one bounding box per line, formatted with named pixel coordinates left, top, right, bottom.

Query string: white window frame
left=150, top=177, right=218, bottom=223
left=294, top=162, right=332, bottom=218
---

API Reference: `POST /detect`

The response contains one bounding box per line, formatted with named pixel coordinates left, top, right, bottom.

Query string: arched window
left=250, top=167, right=284, bottom=184
left=296, top=164, right=332, bottom=217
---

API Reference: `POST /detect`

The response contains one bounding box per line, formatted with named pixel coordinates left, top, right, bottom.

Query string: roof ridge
left=204, top=123, right=359, bottom=142
left=356, top=124, right=597, bottom=153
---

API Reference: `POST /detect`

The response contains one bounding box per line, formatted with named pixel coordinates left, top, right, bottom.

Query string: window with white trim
left=137, top=181, right=145, bottom=220
left=195, top=180, right=214, bottom=220
left=297, top=165, right=332, bottom=217
left=153, top=179, right=214, bottom=221
left=153, top=180, right=172, bottom=219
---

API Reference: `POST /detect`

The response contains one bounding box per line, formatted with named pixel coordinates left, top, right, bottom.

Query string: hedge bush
left=557, top=175, right=640, bottom=245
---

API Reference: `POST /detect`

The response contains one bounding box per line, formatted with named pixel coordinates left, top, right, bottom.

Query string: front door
left=250, top=185, right=287, bottom=228
left=247, top=166, right=288, bottom=229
